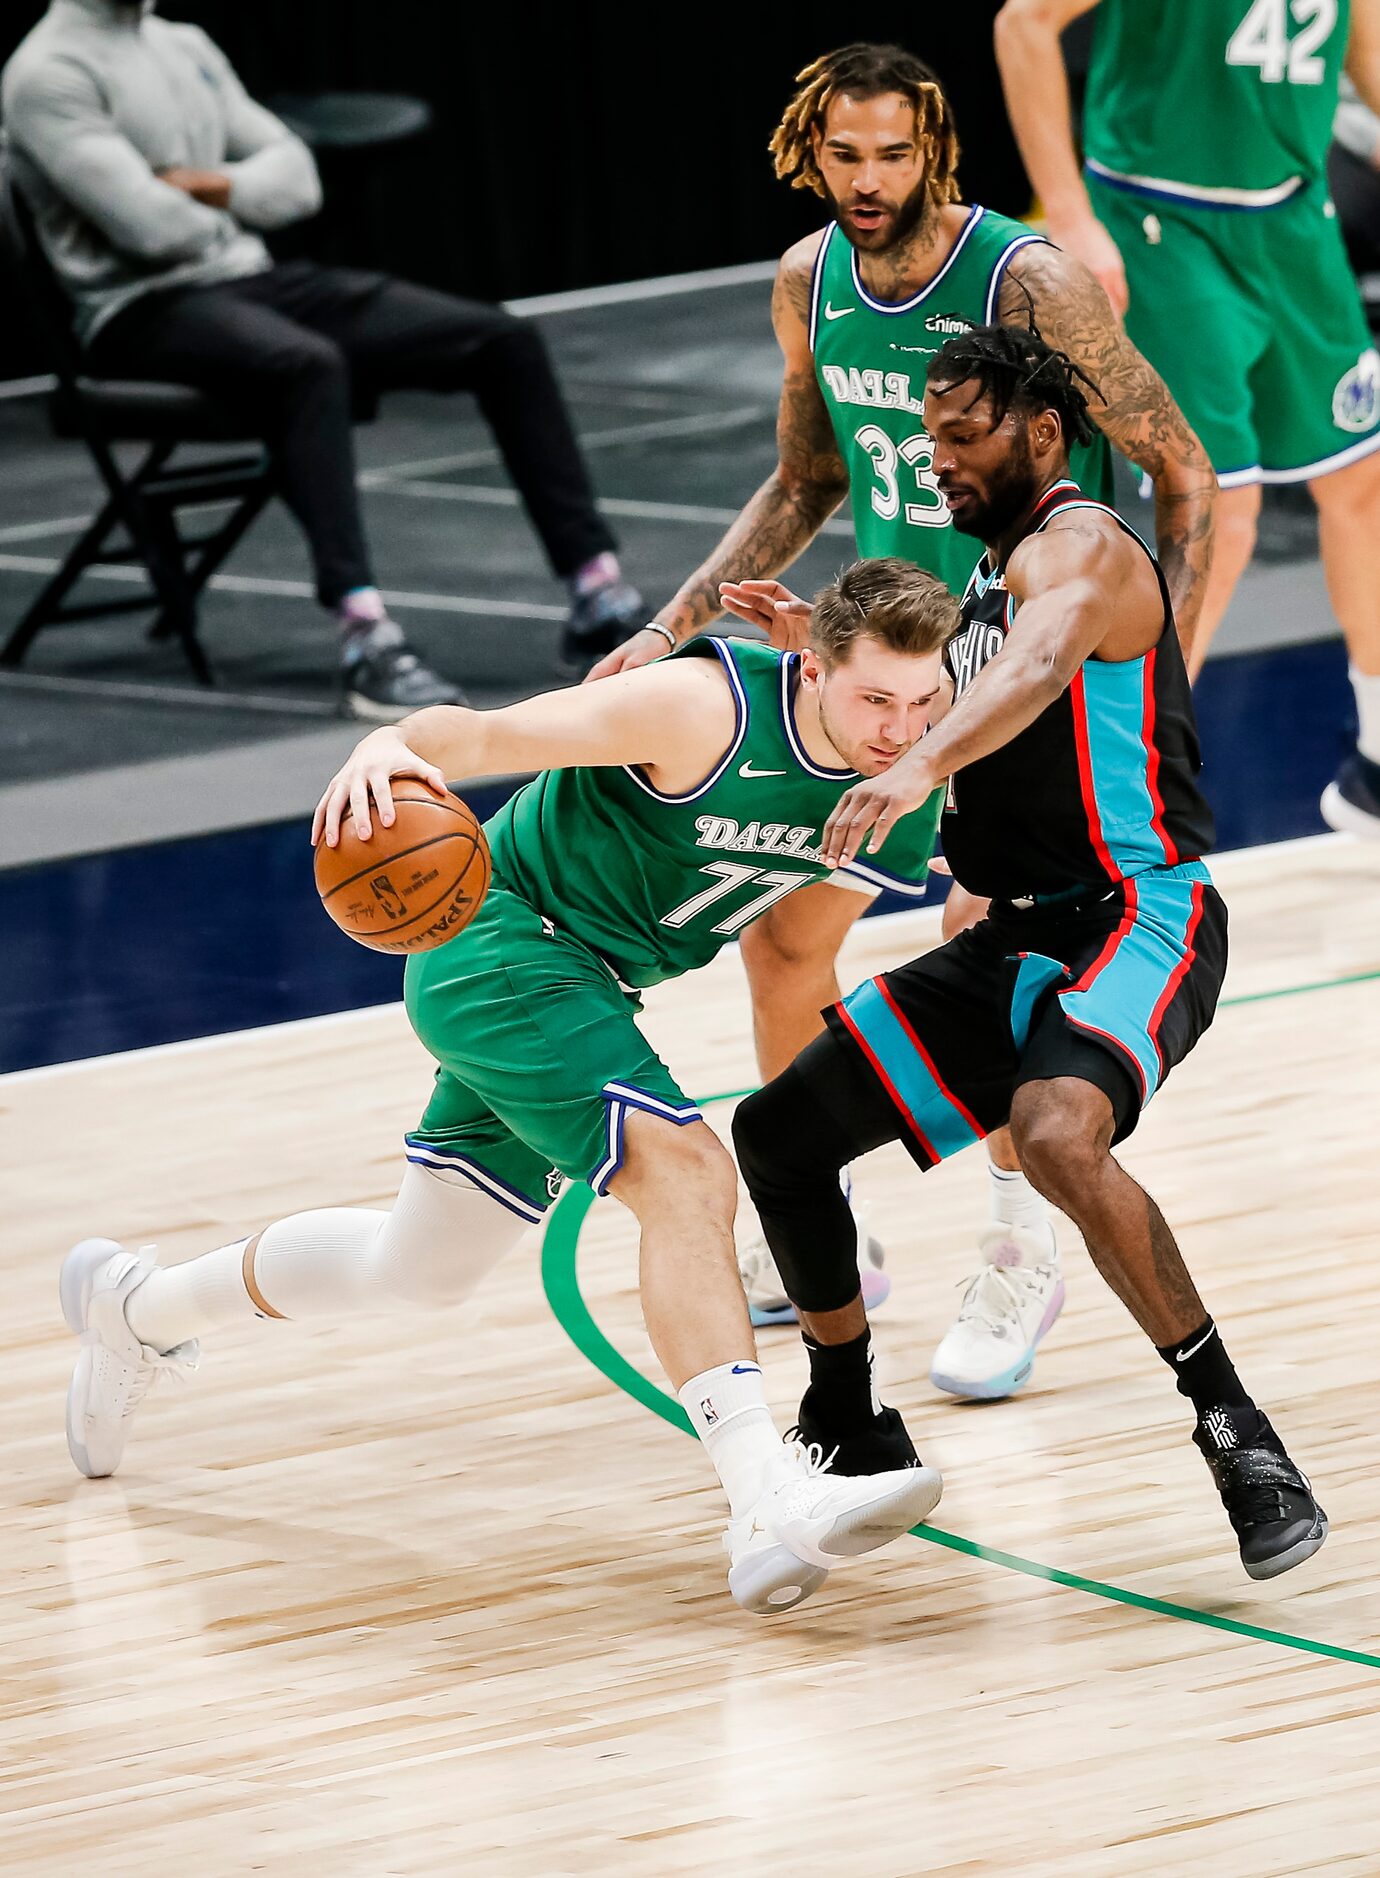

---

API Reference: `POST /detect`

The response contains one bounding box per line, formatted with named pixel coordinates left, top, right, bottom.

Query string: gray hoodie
left=2, top=0, right=322, bottom=342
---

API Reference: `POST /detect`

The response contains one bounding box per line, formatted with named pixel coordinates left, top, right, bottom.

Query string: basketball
left=313, top=783, right=491, bottom=954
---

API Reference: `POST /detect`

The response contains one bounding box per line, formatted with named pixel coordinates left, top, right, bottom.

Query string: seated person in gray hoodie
left=2, top=0, right=644, bottom=712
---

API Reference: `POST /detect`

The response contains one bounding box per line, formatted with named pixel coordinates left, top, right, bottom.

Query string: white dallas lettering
left=820, top=363, right=926, bottom=416
left=694, top=815, right=823, bottom=863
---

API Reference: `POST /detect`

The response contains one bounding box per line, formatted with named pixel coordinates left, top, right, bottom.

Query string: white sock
left=678, top=1361, right=784, bottom=1517
left=987, top=1162, right=1049, bottom=1236
left=125, top=1238, right=254, bottom=1348
left=1350, top=664, right=1380, bottom=765
left=125, top=1164, right=526, bottom=1353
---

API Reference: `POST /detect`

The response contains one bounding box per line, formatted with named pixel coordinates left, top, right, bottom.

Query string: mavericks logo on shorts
left=1332, top=348, right=1380, bottom=434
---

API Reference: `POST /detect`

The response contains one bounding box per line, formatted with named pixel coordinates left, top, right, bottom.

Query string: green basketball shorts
left=402, top=884, right=700, bottom=1221
left=1088, top=173, right=1380, bottom=485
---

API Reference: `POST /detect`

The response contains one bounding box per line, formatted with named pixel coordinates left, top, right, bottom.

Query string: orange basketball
left=314, top=783, right=491, bottom=954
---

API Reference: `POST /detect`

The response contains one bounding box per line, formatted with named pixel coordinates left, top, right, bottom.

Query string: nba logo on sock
left=700, top=1395, right=719, bottom=1427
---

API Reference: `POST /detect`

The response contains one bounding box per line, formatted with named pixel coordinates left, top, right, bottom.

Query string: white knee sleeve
left=370, top=1162, right=530, bottom=1307
left=252, top=1163, right=529, bottom=1319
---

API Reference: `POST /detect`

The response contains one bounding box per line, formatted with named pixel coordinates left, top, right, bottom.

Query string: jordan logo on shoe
left=1203, top=1406, right=1237, bottom=1453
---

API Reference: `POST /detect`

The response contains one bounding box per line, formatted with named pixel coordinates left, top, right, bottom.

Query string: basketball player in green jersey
left=58, top=560, right=954, bottom=1620
left=591, top=42, right=1215, bottom=1400
left=997, top=0, right=1380, bottom=835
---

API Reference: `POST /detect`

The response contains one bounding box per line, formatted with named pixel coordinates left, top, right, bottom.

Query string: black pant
left=89, top=260, right=617, bottom=607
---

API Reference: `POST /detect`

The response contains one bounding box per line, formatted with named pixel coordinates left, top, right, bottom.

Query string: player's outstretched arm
left=1001, top=242, right=1217, bottom=651
left=313, top=660, right=737, bottom=847
left=821, top=524, right=1147, bottom=867
left=584, top=237, right=848, bottom=682
left=994, top=0, right=1125, bottom=313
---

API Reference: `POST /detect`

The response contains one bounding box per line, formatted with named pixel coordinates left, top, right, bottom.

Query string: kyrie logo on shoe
left=1203, top=1407, right=1238, bottom=1453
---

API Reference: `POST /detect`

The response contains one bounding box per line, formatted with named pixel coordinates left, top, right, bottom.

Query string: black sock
left=801, top=1327, right=878, bottom=1433
left=1156, top=1318, right=1257, bottom=1419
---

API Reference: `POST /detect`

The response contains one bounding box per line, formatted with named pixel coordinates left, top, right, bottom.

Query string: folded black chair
left=2, top=169, right=284, bottom=684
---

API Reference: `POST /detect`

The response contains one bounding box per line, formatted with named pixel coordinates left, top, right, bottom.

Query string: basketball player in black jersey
left=733, top=325, right=1327, bottom=1581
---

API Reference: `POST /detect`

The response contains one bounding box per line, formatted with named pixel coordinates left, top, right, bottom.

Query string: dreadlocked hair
left=770, top=43, right=961, bottom=206
left=927, top=317, right=1105, bottom=449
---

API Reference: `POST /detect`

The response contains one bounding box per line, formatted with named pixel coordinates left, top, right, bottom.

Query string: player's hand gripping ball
left=314, top=782, right=491, bottom=954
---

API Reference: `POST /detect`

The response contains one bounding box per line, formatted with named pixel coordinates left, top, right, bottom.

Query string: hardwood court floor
left=3, top=835, right=1379, bottom=1875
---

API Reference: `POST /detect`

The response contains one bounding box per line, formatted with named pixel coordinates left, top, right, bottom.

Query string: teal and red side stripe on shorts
left=832, top=976, right=987, bottom=1168
left=1057, top=864, right=1211, bottom=1103
left=833, top=862, right=1212, bottom=1158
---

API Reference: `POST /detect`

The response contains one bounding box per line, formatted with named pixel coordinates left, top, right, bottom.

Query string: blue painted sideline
left=0, top=636, right=1349, bottom=1072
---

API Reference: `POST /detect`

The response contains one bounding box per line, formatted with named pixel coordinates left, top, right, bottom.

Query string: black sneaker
left=558, top=579, right=646, bottom=677
left=790, top=1393, right=921, bottom=1476
left=1321, top=749, right=1380, bottom=839
left=1194, top=1404, right=1328, bottom=1581
left=342, top=620, right=464, bottom=720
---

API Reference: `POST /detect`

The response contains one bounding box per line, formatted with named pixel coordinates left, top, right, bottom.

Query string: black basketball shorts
left=807, top=862, right=1228, bottom=1169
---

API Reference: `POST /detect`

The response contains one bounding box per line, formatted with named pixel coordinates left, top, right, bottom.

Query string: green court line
left=539, top=961, right=1380, bottom=1671
left=541, top=1184, right=1379, bottom=1670
left=1219, top=965, right=1380, bottom=1009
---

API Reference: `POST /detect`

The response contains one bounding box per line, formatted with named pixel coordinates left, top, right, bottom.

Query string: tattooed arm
left=584, top=231, right=850, bottom=680
left=1001, top=243, right=1216, bottom=652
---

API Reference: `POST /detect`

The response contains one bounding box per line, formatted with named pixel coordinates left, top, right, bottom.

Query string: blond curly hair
left=770, top=43, right=961, bottom=208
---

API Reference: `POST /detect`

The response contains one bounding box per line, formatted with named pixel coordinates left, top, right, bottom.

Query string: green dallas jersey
left=810, top=205, right=1115, bottom=592
left=484, top=637, right=942, bottom=989
left=1085, top=0, right=1350, bottom=202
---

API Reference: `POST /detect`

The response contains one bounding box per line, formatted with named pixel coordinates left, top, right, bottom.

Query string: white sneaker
left=737, top=1173, right=888, bottom=1328
left=60, top=1238, right=199, bottom=1478
left=724, top=1441, right=944, bottom=1615
left=929, top=1224, right=1065, bottom=1401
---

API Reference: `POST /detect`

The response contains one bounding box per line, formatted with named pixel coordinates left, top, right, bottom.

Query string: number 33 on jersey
left=809, top=204, right=1115, bottom=595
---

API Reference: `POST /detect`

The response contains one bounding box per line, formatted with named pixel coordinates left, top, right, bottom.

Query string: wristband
left=642, top=622, right=677, bottom=654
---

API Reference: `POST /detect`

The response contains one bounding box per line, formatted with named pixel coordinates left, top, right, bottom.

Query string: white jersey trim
left=778, top=653, right=857, bottom=780
left=984, top=234, right=1046, bottom=323
left=807, top=223, right=835, bottom=352
left=621, top=636, right=749, bottom=805
left=848, top=205, right=986, bottom=315
left=836, top=855, right=932, bottom=899
left=1084, top=156, right=1305, bottom=210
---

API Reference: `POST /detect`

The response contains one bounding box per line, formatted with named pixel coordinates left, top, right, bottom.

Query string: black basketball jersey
left=941, top=479, right=1214, bottom=900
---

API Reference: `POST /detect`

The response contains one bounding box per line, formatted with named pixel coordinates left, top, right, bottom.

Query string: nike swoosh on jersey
left=739, top=761, right=788, bottom=779
left=823, top=303, right=854, bottom=320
